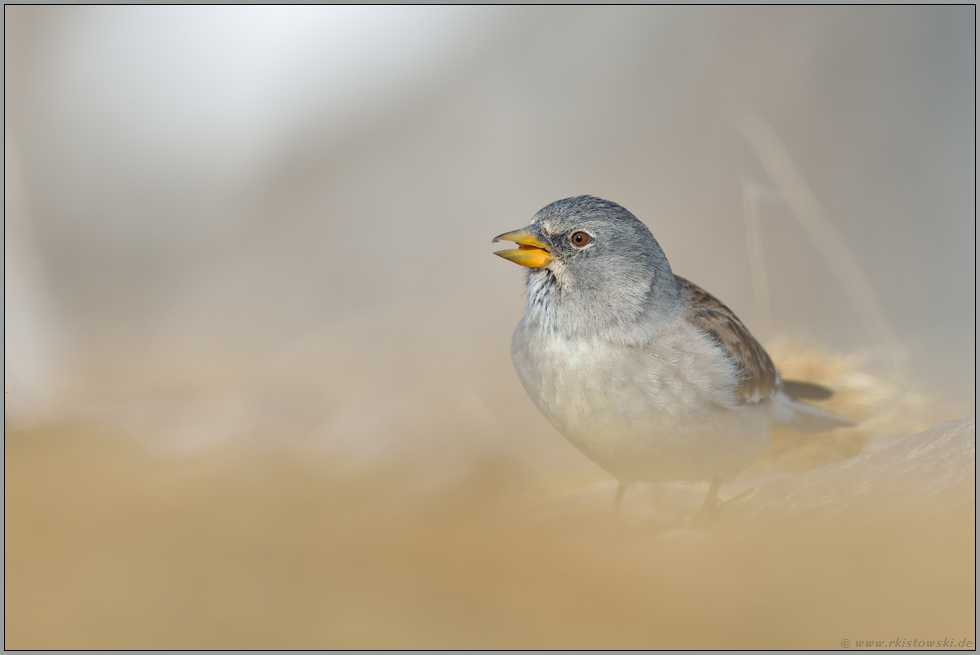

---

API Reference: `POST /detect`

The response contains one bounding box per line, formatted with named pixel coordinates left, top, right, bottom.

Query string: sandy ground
left=5, top=410, right=975, bottom=649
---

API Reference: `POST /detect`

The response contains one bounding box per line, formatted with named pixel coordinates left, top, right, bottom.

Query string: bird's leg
left=690, top=478, right=723, bottom=527
left=613, top=482, right=628, bottom=514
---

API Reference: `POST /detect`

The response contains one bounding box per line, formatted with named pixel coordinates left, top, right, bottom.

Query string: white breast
left=511, top=315, right=773, bottom=483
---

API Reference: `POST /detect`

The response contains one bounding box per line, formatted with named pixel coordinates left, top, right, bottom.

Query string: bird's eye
left=571, top=231, right=591, bottom=247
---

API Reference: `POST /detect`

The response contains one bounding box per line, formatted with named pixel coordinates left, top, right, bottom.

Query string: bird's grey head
left=493, top=196, right=681, bottom=344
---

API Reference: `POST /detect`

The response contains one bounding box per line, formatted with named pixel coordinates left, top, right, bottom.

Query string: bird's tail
left=772, top=390, right=856, bottom=432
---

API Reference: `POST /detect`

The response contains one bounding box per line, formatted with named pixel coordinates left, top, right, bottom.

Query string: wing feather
left=677, top=276, right=779, bottom=404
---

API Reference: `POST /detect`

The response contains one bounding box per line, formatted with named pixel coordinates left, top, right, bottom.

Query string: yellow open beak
left=492, top=228, right=552, bottom=268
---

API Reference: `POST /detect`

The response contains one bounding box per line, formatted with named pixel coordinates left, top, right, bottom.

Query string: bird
left=492, top=195, right=854, bottom=522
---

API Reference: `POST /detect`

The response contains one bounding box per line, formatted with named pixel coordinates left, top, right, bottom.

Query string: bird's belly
left=511, top=323, right=771, bottom=483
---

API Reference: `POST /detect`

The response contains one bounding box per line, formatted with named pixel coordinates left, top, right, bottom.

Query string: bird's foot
left=689, top=503, right=717, bottom=528
left=689, top=478, right=723, bottom=528
left=613, top=481, right=629, bottom=515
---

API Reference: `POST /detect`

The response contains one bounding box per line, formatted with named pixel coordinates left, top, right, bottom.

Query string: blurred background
left=5, top=6, right=975, bottom=648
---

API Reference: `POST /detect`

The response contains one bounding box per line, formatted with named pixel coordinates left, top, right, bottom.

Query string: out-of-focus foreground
left=5, top=6, right=976, bottom=649
left=4, top=418, right=975, bottom=649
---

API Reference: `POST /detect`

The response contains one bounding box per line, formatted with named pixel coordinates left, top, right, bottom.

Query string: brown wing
left=678, top=276, right=779, bottom=404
